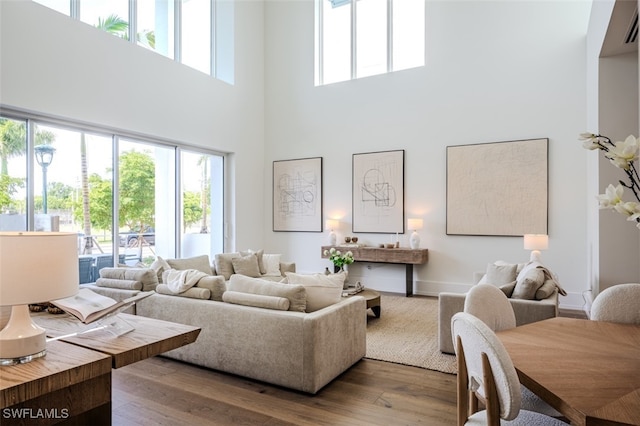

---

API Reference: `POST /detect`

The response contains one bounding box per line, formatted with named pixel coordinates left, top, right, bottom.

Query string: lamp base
left=529, top=250, right=542, bottom=262
left=410, top=231, right=421, bottom=249
left=0, top=304, right=47, bottom=366
left=329, top=231, right=336, bottom=246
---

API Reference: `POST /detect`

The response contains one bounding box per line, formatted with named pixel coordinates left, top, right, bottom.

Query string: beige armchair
left=438, top=267, right=559, bottom=354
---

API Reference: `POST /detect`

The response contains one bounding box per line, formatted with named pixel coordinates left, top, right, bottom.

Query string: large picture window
left=0, top=112, right=225, bottom=282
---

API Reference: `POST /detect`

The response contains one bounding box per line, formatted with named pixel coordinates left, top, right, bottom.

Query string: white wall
left=0, top=0, right=266, bottom=251
left=263, top=0, right=592, bottom=309
left=586, top=0, right=640, bottom=301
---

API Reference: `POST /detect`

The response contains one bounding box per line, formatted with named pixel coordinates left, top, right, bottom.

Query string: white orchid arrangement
left=323, top=247, right=354, bottom=268
left=579, top=133, right=640, bottom=229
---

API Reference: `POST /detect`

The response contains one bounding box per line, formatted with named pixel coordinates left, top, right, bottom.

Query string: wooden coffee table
left=346, top=289, right=381, bottom=318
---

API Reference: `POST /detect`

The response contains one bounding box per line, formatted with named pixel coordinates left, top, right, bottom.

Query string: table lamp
left=408, top=218, right=423, bottom=249
left=0, top=232, right=79, bottom=365
left=326, top=219, right=338, bottom=245
left=523, top=233, right=548, bottom=262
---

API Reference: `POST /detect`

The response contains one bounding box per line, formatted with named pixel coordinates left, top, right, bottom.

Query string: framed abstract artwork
left=273, top=157, right=323, bottom=232
left=352, top=149, right=405, bottom=233
left=446, top=138, right=548, bottom=236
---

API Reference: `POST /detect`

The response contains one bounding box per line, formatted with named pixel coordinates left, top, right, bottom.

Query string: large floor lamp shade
left=0, top=232, right=79, bottom=365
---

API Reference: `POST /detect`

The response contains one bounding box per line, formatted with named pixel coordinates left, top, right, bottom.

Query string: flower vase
left=340, top=264, right=349, bottom=289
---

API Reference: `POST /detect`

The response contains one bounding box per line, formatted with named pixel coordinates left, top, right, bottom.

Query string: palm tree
left=76, top=16, right=156, bottom=254
left=96, top=14, right=155, bottom=48
left=0, top=119, right=56, bottom=176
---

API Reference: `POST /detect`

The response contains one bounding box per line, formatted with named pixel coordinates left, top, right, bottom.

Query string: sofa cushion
left=512, top=264, right=545, bottom=299
left=214, top=253, right=241, bottom=280
left=227, top=274, right=306, bottom=312
left=231, top=254, right=261, bottom=278
left=166, top=255, right=213, bottom=276
left=98, top=267, right=159, bottom=291
left=262, top=253, right=282, bottom=276
left=284, top=272, right=345, bottom=312
left=222, top=290, right=290, bottom=311
left=194, top=275, right=226, bottom=301
left=156, top=284, right=211, bottom=300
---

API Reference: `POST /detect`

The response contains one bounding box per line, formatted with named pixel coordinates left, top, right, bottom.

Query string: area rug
left=365, top=294, right=457, bottom=375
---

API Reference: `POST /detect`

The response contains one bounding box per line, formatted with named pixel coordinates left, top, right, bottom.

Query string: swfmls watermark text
left=2, top=408, right=69, bottom=420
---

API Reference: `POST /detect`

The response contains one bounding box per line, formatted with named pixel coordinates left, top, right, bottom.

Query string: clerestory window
left=315, top=0, right=425, bottom=86
left=32, top=0, right=234, bottom=84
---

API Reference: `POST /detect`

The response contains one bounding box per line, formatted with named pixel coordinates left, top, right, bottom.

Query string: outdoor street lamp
left=34, top=144, right=55, bottom=214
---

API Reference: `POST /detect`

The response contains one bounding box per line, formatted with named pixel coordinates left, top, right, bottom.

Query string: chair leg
left=456, top=336, right=470, bottom=426
left=482, top=352, right=500, bottom=426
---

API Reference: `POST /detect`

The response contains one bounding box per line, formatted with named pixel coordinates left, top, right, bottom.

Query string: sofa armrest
left=80, top=284, right=139, bottom=314
left=438, top=292, right=466, bottom=354
left=302, top=296, right=367, bottom=392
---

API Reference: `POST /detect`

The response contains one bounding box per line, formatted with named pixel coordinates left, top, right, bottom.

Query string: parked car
left=119, top=232, right=155, bottom=247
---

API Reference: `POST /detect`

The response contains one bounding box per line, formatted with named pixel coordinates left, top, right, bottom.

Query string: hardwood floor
left=111, top=310, right=585, bottom=425
left=112, top=356, right=458, bottom=425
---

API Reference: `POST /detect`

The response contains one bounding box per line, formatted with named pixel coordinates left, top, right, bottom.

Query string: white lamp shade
left=407, top=218, right=423, bottom=231
left=523, top=234, right=549, bottom=251
left=325, top=219, right=339, bottom=231
left=0, top=232, right=79, bottom=305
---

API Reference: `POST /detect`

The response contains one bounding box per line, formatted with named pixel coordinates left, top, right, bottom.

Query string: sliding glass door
left=0, top=112, right=225, bottom=282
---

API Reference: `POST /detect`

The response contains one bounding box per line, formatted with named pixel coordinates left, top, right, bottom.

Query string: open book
left=51, top=288, right=154, bottom=324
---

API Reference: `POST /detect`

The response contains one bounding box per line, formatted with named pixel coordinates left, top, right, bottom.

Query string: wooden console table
left=1, top=340, right=112, bottom=425
left=322, top=246, right=428, bottom=296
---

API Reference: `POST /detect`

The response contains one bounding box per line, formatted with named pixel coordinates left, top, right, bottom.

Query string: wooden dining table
left=496, top=317, right=640, bottom=426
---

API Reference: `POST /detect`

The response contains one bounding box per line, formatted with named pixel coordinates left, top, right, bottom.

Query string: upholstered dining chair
left=463, top=284, right=562, bottom=419
left=451, top=312, right=568, bottom=426
left=590, top=283, right=640, bottom=324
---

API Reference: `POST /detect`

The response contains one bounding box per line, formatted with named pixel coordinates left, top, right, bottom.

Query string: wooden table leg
left=405, top=264, right=414, bottom=297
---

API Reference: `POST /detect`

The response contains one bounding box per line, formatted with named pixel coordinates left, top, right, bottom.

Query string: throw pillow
left=222, top=290, right=290, bottom=311
left=499, top=281, right=517, bottom=298
left=195, top=275, right=226, bottom=301
left=241, top=249, right=265, bottom=275
left=227, top=274, right=306, bottom=312
left=484, top=263, right=518, bottom=285
left=214, top=252, right=241, bottom=280
left=166, top=255, right=213, bottom=275
left=284, top=272, right=345, bottom=312
left=156, top=284, right=211, bottom=300
left=231, top=254, right=261, bottom=278
left=512, top=266, right=545, bottom=299
left=535, top=279, right=557, bottom=300
left=95, top=278, right=142, bottom=291
left=262, top=253, right=282, bottom=276
left=150, top=256, right=172, bottom=283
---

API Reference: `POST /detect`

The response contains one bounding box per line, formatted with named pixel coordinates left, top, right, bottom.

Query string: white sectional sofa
left=81, top=253, right=367, bottom=394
